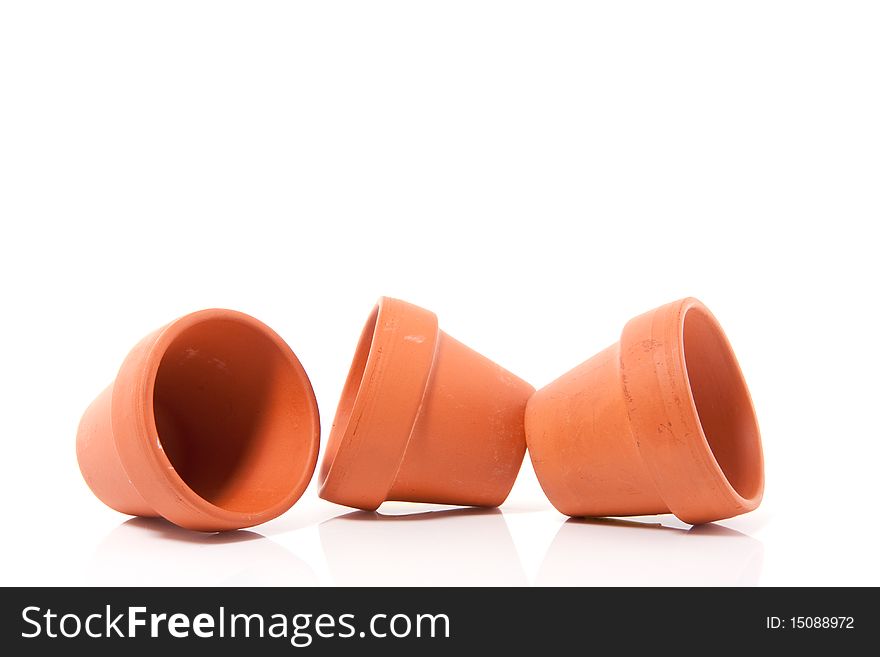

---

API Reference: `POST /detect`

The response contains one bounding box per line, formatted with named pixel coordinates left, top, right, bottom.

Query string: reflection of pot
left=76, top=309, right=320, bottom=531
left=89, top=518, right=318, bottom=586
left=319, top=297, right=534, bottom=511
left=526, top=298, right=764, bottom=524
left=319, top=507, right=527, bottom=586
left=537, top=517, right=764, bottom=586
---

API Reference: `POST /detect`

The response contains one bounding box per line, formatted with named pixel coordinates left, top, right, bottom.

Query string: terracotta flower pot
left=76, top=309, right=320, bottom=531
left=319, top=297, right=535, bottom=511
left=525, top=298, right=764, bottom=525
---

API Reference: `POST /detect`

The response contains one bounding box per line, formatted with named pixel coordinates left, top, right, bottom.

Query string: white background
left=1, top=1, right=878, bottom=586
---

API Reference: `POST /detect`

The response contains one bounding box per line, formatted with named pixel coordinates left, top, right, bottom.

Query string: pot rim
left=112, top=308, right=320, bottom=531
left=621, top=297, right=764, bottom=524
left=318, top=297, right=439, bottom=510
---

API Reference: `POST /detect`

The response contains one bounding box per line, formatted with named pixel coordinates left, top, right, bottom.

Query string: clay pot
left=319, top=297, right=535, bottom=511
left=525, top=298, right=763, bottom=525
left=76, top=309, right=320, bottom=531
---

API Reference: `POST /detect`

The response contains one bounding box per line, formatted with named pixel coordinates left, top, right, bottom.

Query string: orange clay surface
left=525, top=298, right=764, bottom=525
left=319, top=297, right=535, bottom=511
left=76, top=309, right=320, bottom=531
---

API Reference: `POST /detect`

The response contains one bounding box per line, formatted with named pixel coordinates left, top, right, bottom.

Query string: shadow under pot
left=76, top=309, right=320, bottom=531
left=525, top=297, right=764, bottom=525
left=319, top=297, right=535, bottom=511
